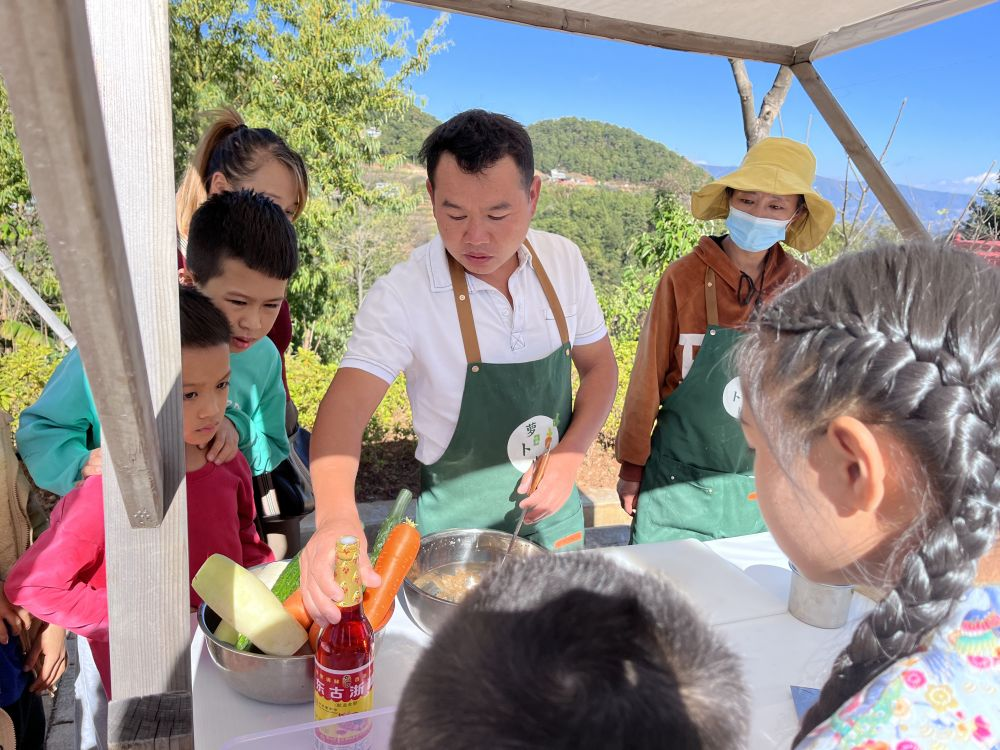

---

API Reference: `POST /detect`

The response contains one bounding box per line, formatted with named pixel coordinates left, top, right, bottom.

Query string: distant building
left=366, top=127, right=382, bottom=139
left=549, top=168, right=568, bottom=181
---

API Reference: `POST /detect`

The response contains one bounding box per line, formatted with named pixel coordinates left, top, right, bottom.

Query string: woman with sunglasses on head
left=615, top=138, right=835, bottom=544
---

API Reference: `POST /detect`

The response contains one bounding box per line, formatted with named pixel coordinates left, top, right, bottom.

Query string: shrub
left=286, top=347, right=413, bottom=445
left=0, top=341, right=63, bottom=429
left=601, top=337, right=637, bottom=449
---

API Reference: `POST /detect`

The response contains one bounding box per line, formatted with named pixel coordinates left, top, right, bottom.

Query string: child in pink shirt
left=4, top=286, right=273, bottom=700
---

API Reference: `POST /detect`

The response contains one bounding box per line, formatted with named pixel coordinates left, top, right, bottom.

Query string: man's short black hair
left=186, top=189, right=298, bottom=283
left=178, top=285, right=231, bottom=349
left=419, top=109, right=534, bottom=190
left=393, top=554, right=750, bottom=750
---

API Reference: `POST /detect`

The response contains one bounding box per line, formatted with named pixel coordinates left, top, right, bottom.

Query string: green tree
left=0, top=83, right=30, bottom=212
left=169, top=0, right=260, bottom=177
left=532, top=184, right=653, bottom=288
left=629, top=192, right=710, bottom=271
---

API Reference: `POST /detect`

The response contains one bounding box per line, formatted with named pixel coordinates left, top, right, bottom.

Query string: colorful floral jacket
left=798, top=586, right=1000, bottom=749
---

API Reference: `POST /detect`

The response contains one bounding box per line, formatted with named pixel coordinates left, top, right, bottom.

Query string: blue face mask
left=726, top=206, right=793, bottom=252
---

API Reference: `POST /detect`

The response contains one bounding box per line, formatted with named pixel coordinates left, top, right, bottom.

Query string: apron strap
left=525, top=239, right=571, bottom=347
left=447, top=252, right=482, bottom=364
left=704, top=267, right=720, bottom=327
left=445, top=238, right=572, bottom=365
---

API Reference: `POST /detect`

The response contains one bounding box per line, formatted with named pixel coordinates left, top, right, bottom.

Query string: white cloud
left=962, top=170, right=999, bottom=188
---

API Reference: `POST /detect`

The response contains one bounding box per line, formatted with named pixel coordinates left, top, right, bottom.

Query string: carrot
left=363, top=521, right=419, bottom=628
left=282, top=588, right=313, bottom=631
left=308, top=621, right=321, bottom=653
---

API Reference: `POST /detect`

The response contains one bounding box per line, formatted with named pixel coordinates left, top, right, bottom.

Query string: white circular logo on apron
left=722, top=377, right=743, bottom=420
left=507, top=415, right=559, bottom=473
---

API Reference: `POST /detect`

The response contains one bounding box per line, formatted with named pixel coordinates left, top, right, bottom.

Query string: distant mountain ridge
left=377, top=107, right=967, bottom=231
left=703, top=165, right=970, bottom=232
left=527, top=117, right=709, bottom=190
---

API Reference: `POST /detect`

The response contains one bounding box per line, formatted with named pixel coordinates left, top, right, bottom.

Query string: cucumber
left=193, top=554, right=308, bottom=657
left=269, top=552, right=301, bottom=603
left=370, top=488, right=414, bottom=566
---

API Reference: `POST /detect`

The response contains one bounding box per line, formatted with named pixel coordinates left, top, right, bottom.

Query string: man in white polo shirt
left=301, top=110, right=618, bottom=623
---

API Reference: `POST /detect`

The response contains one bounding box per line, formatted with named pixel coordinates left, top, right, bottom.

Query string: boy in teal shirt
left=17, top=189, right=297, bottom=495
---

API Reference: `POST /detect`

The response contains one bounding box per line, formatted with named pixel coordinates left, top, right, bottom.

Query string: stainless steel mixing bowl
left=198, top=599, right=392, bottom=705
left=401, top=528, right=547, bottom=634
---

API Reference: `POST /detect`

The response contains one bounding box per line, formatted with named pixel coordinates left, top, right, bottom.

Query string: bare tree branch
left=728, top=58, right=756, bottom=150
left=729, top=59, right=794, bottom=150
left=755, top=65, right=793, bottom=144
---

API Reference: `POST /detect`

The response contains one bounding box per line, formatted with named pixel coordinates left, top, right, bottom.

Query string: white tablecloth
left=192, top=533, right=871, bottom=749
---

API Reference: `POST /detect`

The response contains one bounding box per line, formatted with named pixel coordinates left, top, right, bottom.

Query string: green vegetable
left=270, top=552, right=302, bottom=603
left=370, top=489, right=413, bottom=566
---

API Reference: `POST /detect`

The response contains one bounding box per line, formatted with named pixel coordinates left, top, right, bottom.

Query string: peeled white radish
left=193, top=554, right=307, bottom=656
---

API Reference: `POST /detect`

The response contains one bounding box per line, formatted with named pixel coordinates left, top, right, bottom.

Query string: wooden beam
left=399, top=0, right=798, bottom=63
left=799, top=0, right=996, bottom=60
left=83, top=0, right=194, bottom=730
left=0, top=0, right=166, bottom=528
left=791, top=61, right=930, bottom=242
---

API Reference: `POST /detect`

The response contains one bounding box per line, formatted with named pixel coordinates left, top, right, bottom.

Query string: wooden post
left=82, top=2, right=194, bottom=744
left=791, top=61, right=930, bottom=242
left=0, top=1, right=192, bottom=747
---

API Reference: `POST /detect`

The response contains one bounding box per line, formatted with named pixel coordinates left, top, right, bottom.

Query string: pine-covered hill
left=378, top=105, right=442, bottom=162
left=379, top=108, right=708, bottom=192
left=528, top=117, right=709, bottom=190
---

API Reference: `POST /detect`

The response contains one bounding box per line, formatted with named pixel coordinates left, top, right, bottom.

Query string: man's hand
left=25, top=622, right=67, bottom=694
left=81, top=447, right=103, bottom=480
left=0, top=591, right=30, bottom=645
left=205, top=418, right=239, bottom=464
left=517, top=451, right=582, bottom=525
left=300, top=515, right=382, bottom=627
left=617, top=478, right=641, bottom=516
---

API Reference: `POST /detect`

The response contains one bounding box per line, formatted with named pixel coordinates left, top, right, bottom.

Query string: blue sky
left=386, top=2, right=999, bottom=195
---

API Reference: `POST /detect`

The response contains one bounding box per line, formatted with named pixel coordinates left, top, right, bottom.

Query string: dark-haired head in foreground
left=392, top=554, right=749, bottom=750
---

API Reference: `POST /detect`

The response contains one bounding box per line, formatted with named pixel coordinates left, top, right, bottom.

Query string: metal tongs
left=499, top=450, right=551, bottom=569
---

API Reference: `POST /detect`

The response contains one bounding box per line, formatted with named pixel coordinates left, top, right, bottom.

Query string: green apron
left=631, top=267, right=763, bottom=544
left=417, top=241, right=585, bottom=552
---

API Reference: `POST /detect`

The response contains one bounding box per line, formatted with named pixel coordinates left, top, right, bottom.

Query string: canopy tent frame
left=404, top=0, right=1000, bottom=242
left=0, top=0, right=993, bottom=747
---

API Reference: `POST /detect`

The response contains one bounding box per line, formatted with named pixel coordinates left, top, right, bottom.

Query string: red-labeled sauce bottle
left=314, top=536, right=374, bottom=747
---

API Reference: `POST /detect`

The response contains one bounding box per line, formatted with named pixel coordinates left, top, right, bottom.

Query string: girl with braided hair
left=736, top=241, right=1000, bottom=747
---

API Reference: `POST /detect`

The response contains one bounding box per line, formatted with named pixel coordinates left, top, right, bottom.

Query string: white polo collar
left=427, top=234, right=535, bottom=294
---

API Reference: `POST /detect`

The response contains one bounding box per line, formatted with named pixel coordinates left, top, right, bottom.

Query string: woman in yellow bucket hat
left=616, top=137, right=835, bottom=543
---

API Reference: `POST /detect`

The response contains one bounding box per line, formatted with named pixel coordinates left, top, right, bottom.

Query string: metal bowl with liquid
left=401, top=528, right=547, bottom=634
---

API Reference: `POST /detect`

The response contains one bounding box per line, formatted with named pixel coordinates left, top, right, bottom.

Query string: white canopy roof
left=409, top=0, right=994, bottom=62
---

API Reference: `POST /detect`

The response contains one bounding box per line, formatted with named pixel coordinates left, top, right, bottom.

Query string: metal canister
left=788, top=562, right=854, bottom=628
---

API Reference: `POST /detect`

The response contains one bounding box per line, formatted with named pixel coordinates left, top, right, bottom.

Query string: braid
left=735, top=242, right=1000, bottom=745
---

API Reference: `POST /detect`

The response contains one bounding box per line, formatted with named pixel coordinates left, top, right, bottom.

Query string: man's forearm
left=309, top=368, right=391, bottom=527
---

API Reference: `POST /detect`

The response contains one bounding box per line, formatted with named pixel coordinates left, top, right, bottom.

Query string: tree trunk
left=728, top=59, right=794, bottom=150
